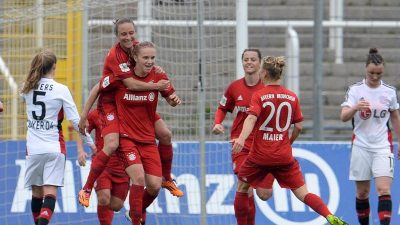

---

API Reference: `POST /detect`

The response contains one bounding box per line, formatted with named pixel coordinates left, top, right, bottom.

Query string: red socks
left=142, top=189, right=158, bottom=211
left=247, top=195, right=256, bottom=225
left=234, top=192, right=249, bottom=225
left=97, top=205, right=114, bottom=225
left=159, top=144, right=173, bottom=181
left=83, top=150, right=110, bottom=191
left=303, top=193, right=331, bottom=218
left=129, top=184, right=144, bottom=225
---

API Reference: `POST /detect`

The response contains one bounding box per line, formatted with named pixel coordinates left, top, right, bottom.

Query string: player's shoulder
left=227, top=78, right=245, bottom=89
left=347, top=80, right=363, bottom=90
left=381, top=81, right=397, bottom=92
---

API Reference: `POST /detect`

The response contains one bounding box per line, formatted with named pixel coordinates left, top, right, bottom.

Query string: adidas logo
left=40, top=210, right=49, bottom=217
left=237, top=95, right=243, bottom=101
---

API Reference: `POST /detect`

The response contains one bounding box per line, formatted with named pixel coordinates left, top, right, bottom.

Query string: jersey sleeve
left=60, top=86, right=94, bottom=145
left=292, top=95, right=304, bottom=123
left=341, top=86, right=357, bottom=108
left=159, top=72, right=175, bottom=97
left=389, top=89, right=399, bottom=111
left=218, top=84, right=235, bottom=112
left=248, top=92, right=262, bottom=117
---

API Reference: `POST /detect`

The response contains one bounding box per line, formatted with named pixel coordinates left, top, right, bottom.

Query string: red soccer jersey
left=115, top=67, right=175, bottom=143
left=86, top=109, right=125, bottom=174
left=98, top=41, right=139, bottom=103
left=218, top=78, right=264, bottom=150
left=247, top=85, right=303, bottom=166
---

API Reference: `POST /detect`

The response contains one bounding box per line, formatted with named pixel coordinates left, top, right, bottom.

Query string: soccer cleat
left=326, top=215, right=349, bottom=225
left=78, top=189, right=91, bottom=207
left=125, top=211, right=145, bottom=225
left=162, top=179, right=184, bottom=197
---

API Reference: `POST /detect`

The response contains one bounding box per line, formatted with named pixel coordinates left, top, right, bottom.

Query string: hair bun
left=369, top=47, right=378, bottom=54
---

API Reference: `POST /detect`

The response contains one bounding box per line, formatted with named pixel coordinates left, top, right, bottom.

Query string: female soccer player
left=232, top=56, right=348, bottom=225
left=78, top=18, right=183, bottom=208
left=82, top=108, right=130, bottom=225
left=341, top=48, right=400, bottom=225
left=115, top=41, right=181, bottom=225
left=212, top=49, right=273, bottom=225
left=21, top=50, right=95, bottom=225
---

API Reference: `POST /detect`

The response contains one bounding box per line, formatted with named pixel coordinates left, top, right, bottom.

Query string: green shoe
left=326, top=215, right=349, bottom=225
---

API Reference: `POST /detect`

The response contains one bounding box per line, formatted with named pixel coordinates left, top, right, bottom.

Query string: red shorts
left=238, top=159, right=304, bottom=190
left=97, top=94, right=119, bottom=136
left=232, top=151, right=248, bottom=175
left=117, top=137, right=162, bottom=177
left=94, top=169, right=130, bottom=201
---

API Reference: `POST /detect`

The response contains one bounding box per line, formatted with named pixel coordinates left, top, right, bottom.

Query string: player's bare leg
left=79, top=132, right=119, bottom=207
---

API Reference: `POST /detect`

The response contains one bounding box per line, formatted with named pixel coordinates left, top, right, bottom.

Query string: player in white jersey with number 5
left=20, top=50, right=95, bottom=225
left=341, top=48, right=400, bottom=225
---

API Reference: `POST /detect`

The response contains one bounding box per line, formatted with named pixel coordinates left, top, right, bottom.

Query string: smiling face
left=242, top=50, right=261, bottom=76
left=365, top=63, right=384, bottom=88
left=133, top=46, right=156, bottom=76
left=116, top=22, right=136, bottom=51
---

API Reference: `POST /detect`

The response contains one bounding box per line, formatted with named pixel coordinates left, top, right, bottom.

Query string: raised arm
left=122, top=77, right=170, bottom=91
left=78, top=84, right=100, bottom=134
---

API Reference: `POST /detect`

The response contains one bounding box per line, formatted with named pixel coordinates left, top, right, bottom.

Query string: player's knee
left=237, top=181, right=250, bottom=193
left=157, top=130, right=172, bottom=145
left=110, top=201, right=124, bottom=211
left=357, top=189, right=370, bottom=199
left=97, top=194, right=111, bottom=206
left=146, top=183, right=161, bottom=195
left=256, top=189, right=273, bottom=201
left=376, top=187, right=391, bottom=196
left=134, top=176, right=145, bottom=186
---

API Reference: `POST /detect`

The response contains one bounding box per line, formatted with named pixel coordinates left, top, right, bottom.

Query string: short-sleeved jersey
left=115, top=68, right=175, bottom=143
left=218, top=78, right=264, bottom=150
left=23, top=78, right=80, bottom=155
left=341, top=79, right=399, bottom=151
left=247, top=85, right=303, bottom=166
left=98, top=41, right=139, bottom=104
left=86, top=109, right=125, bottom=174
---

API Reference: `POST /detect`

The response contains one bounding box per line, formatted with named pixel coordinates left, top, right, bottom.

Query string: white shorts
left=349, top=145, right=394, bottom=181
left=24, top=152, right=66, bottom=188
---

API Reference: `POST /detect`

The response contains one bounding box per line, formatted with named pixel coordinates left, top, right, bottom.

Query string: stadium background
left=1, top=0, right=400, bottom=224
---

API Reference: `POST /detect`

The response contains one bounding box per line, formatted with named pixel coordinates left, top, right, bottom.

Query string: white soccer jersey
left=22, top=78, right=93, bottom=155
left=341, top=79, right=399, bottom=151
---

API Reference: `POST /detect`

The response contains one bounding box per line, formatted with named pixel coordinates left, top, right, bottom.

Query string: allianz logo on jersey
left=10, top=148, right=338, bottom=224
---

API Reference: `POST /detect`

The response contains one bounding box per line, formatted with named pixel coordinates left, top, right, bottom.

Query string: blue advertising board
left=0, top=141, right=399, bottom=224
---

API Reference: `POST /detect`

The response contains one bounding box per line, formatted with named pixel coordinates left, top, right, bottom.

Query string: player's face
left=134, top=47, right=156, bottom=75
left=117, top=23, right=136, bottom=51
left=365, top=63, right=384, bottom=87
left=242, top=51, right=260, bottom=75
